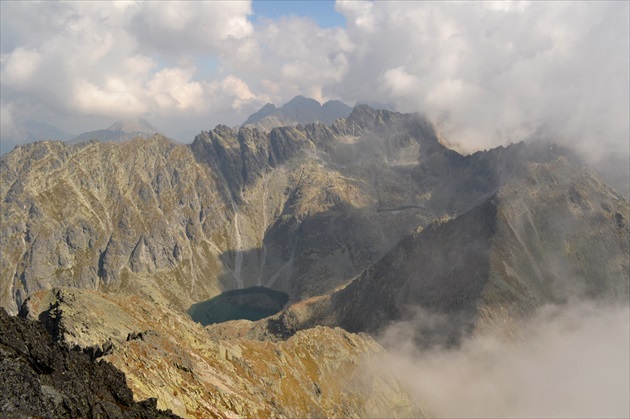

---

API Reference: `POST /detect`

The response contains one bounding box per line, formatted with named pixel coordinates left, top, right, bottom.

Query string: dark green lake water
left=187, top=286, right=289, bottom=326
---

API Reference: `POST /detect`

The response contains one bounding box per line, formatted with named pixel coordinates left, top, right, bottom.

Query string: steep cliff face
left=259, top=154, right=629, bottom=342
left=19, top=288, right=422, bottom=418
left=1, top=136, right=233, bottom=313
left=1, top=106, right=526, bottom=314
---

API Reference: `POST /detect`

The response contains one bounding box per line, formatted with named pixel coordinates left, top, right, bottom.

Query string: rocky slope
left=0, top=307, right=179, bottom=418
left=242, top=95, right=352, bottom=131
left=19, top=287, right=421, bottom=418
left=1, top=105, right=526, bottom=314
left=258, top=152, right=629, bottom=342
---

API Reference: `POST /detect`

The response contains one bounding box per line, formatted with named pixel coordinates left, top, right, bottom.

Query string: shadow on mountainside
left=192, top=195, right=496, bottom=342
left=184, top=138, right=583, bottom=333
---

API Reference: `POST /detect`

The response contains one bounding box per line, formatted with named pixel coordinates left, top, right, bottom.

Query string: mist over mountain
left=70, top=118, right=161, bottom=144
left=0, top=120, right=73, bottom=156
left=1, top=105, right=627, bottom=416
left=319, top=152, right=628, bottom=341
left=590, top=152, right=630, bottom=198
left=2, top=0, right=628, bottom=415
left=356, top=101, right=397, bottom=111
left=242, top=95, right=352, bottom=131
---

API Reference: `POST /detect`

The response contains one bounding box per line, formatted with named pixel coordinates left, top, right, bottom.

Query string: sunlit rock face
left=18, top=288, right=422, bottom=418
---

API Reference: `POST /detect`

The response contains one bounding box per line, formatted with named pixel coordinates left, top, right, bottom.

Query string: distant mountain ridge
left=71, top=118, right=161, bottom=144
left=1, top=120, right=73, bottom=155
left=242, top=95, right=352, bottom=130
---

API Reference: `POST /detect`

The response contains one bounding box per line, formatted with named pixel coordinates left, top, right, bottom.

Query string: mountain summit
left=242, top=95, right=352, bottom=130
left=71, top=118, right=161, bottom=143
left=106, top=118, right=159, bottom=134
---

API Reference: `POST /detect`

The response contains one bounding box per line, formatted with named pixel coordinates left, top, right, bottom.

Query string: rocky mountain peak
left=70, top=118, right=162, bottom=143
left=242, top=95, right=352, bottom=131
left=106, top=118, right=159, bottom=134
left=322, top=99, right=352, bottom=113
left=283, top=95, right=321, bottom=110
left=344, top=104, right=381, bottom=127
left=242, top=103, right=278, bottom=125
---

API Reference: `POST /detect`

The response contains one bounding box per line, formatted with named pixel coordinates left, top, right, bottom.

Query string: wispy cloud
left=375, top=301, right=630, bottom=418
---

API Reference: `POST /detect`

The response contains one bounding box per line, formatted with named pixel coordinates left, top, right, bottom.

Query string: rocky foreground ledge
left=0, top=307, right=179, bottom=418
left=6, top=288, right=421, bottom=418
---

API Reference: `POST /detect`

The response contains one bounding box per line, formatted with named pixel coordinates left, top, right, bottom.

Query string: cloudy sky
left=1, top=0, right=628, bottom=156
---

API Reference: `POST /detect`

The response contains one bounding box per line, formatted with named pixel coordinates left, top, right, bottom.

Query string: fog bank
left=377, top=302, right=630, bottom=418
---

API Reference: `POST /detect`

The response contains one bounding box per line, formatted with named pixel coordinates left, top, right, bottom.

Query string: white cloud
left=217, top=15, right=354, bottom=105
left=377, top=302, right=630, bottom=418
left=73, top=78, right=148, bottom=117
left=333, top=1, right=629, bottom=157
left=0, top=101, right=17, bottom=139
left=0, top=1, right=271, bottom=134
left=147, top=67, right=205, bottom=111
left=210, top=75, right=258, bottom=110
left=0, top=0, right=627, bottom=159
left=483, top=1, right=531, bottom=14
left=1, top=47, right=42, bottom=87
left=128, top=1, right=254, bottom=59
left=335, top=0, right=376, bottom=32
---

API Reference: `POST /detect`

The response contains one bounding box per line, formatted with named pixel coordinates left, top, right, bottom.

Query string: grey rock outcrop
left=0, top=307, right=179, bottom=418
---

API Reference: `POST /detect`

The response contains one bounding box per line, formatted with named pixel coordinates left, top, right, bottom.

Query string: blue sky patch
left=252, top=0, right=345, bottom=28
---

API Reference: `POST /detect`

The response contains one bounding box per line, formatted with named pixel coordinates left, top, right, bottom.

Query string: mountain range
left=0, top=104, right=627, bottom=417
left=242, top=95, right=352, bottom=131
